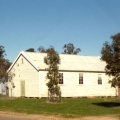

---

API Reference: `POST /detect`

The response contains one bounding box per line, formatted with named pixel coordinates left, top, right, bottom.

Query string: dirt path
left=0, top=111, right=119, bottom=120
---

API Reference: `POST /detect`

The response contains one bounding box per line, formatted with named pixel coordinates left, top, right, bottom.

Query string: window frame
left=59, top=73, right=63, bottom=84
left=98, top=74, right=102, bottom=85
left=79, top=73, right=83, bottom=84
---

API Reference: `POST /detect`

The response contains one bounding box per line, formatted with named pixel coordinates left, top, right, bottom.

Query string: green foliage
left=44, top=47, right=61, bottom=102
left=62, top=43, right=81, bottom=54
left=101, top=33, right=120, bottom=88
left=26, top=48, right=36, bottom=52
left=0, top=45, right=11, bottom=79
left=38, top=46, right=48, bottom=53
left=0, top=46, right=5, bottom=58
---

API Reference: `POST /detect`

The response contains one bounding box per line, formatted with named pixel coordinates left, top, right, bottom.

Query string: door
left=21, top=80, right=25, bottom=97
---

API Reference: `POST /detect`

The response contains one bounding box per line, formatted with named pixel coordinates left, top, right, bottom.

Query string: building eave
left=7, top=51, right=40, bottom=73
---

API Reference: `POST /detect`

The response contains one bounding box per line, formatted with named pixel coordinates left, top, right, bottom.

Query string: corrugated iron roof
left=25, top=51, right=106, bottom=72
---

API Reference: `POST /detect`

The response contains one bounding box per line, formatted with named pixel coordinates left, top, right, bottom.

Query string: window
left=59, top=73, right=63, bottom=84
left=98, top=74, right=102, bottom=85
left=22, top=59, right=24, bottom=64
left=79, top=73, right=83, bottom=84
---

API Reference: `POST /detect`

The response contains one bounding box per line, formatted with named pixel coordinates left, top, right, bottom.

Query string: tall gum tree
left=62, top=43, right=81, bottom=54
left=0, top=45, right=11, bottom=96
left=101, top=33, right=120, bottom=98
left=44, top=47, right=61, bottom=102
left=0, top=45, right=11, bottom=79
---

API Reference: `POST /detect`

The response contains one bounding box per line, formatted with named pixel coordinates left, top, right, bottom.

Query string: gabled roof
left=7, top=51, right=106, bottom=72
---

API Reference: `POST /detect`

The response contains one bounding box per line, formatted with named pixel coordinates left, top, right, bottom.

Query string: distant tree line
left=26, top=43, right=81, bottom=55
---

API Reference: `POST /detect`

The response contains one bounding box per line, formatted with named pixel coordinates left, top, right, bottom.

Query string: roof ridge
left=24, top=51, right=100, bottom=57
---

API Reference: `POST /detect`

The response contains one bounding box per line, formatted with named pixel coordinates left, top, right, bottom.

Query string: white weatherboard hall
left=7, top=51, right=117, bottom=98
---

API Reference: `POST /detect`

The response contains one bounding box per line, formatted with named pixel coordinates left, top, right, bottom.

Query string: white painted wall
left=38, top=71, right=117, bottom=97
left=38, top=71, right=48, bottom=97
left=60, top=72, right=116, bottom=97
left=8, top=55, right=39, bottom=97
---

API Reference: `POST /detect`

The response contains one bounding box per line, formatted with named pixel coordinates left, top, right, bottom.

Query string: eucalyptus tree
left=0, top=46, right=11, bottom=79
left=44, top=47, right=61, bottom=102
left=62, top=43, right=81, bottom=54
left=38, top=46, right=47, bottom=53
left=101, top=33, right=120, bottom=98
left=26, top=48, right=36, bottom=52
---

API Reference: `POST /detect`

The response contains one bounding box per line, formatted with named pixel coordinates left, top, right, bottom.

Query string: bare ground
left=0, top=111, right=119, bottom=120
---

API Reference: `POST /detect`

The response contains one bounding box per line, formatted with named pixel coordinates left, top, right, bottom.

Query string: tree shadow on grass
left=92, top=102, right=120, bottom=107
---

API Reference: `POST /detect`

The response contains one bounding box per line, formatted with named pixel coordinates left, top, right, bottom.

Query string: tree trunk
left=118, top=86, right=120, bottom=99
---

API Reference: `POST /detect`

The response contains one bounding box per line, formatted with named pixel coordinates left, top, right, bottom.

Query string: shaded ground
left=0, top=111, right=119, bottom=120
left=92, top=102, right=120, bottom=107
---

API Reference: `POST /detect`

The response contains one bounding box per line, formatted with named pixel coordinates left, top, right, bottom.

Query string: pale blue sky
left=0, top=0, right=120, bottom=62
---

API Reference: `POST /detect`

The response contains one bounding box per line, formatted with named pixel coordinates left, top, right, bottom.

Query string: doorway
left=21, top=80, right=25, bottom=97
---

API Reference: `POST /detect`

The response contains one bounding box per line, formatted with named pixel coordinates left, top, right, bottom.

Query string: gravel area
left=0, top=111, right=119, bottom=120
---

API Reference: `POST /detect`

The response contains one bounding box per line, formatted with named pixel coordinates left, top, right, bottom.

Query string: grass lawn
left=0, top=97, right=119, bottom=118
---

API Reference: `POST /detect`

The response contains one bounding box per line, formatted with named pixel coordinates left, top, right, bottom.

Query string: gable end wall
left=8, top=55, right=39, bottom=97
